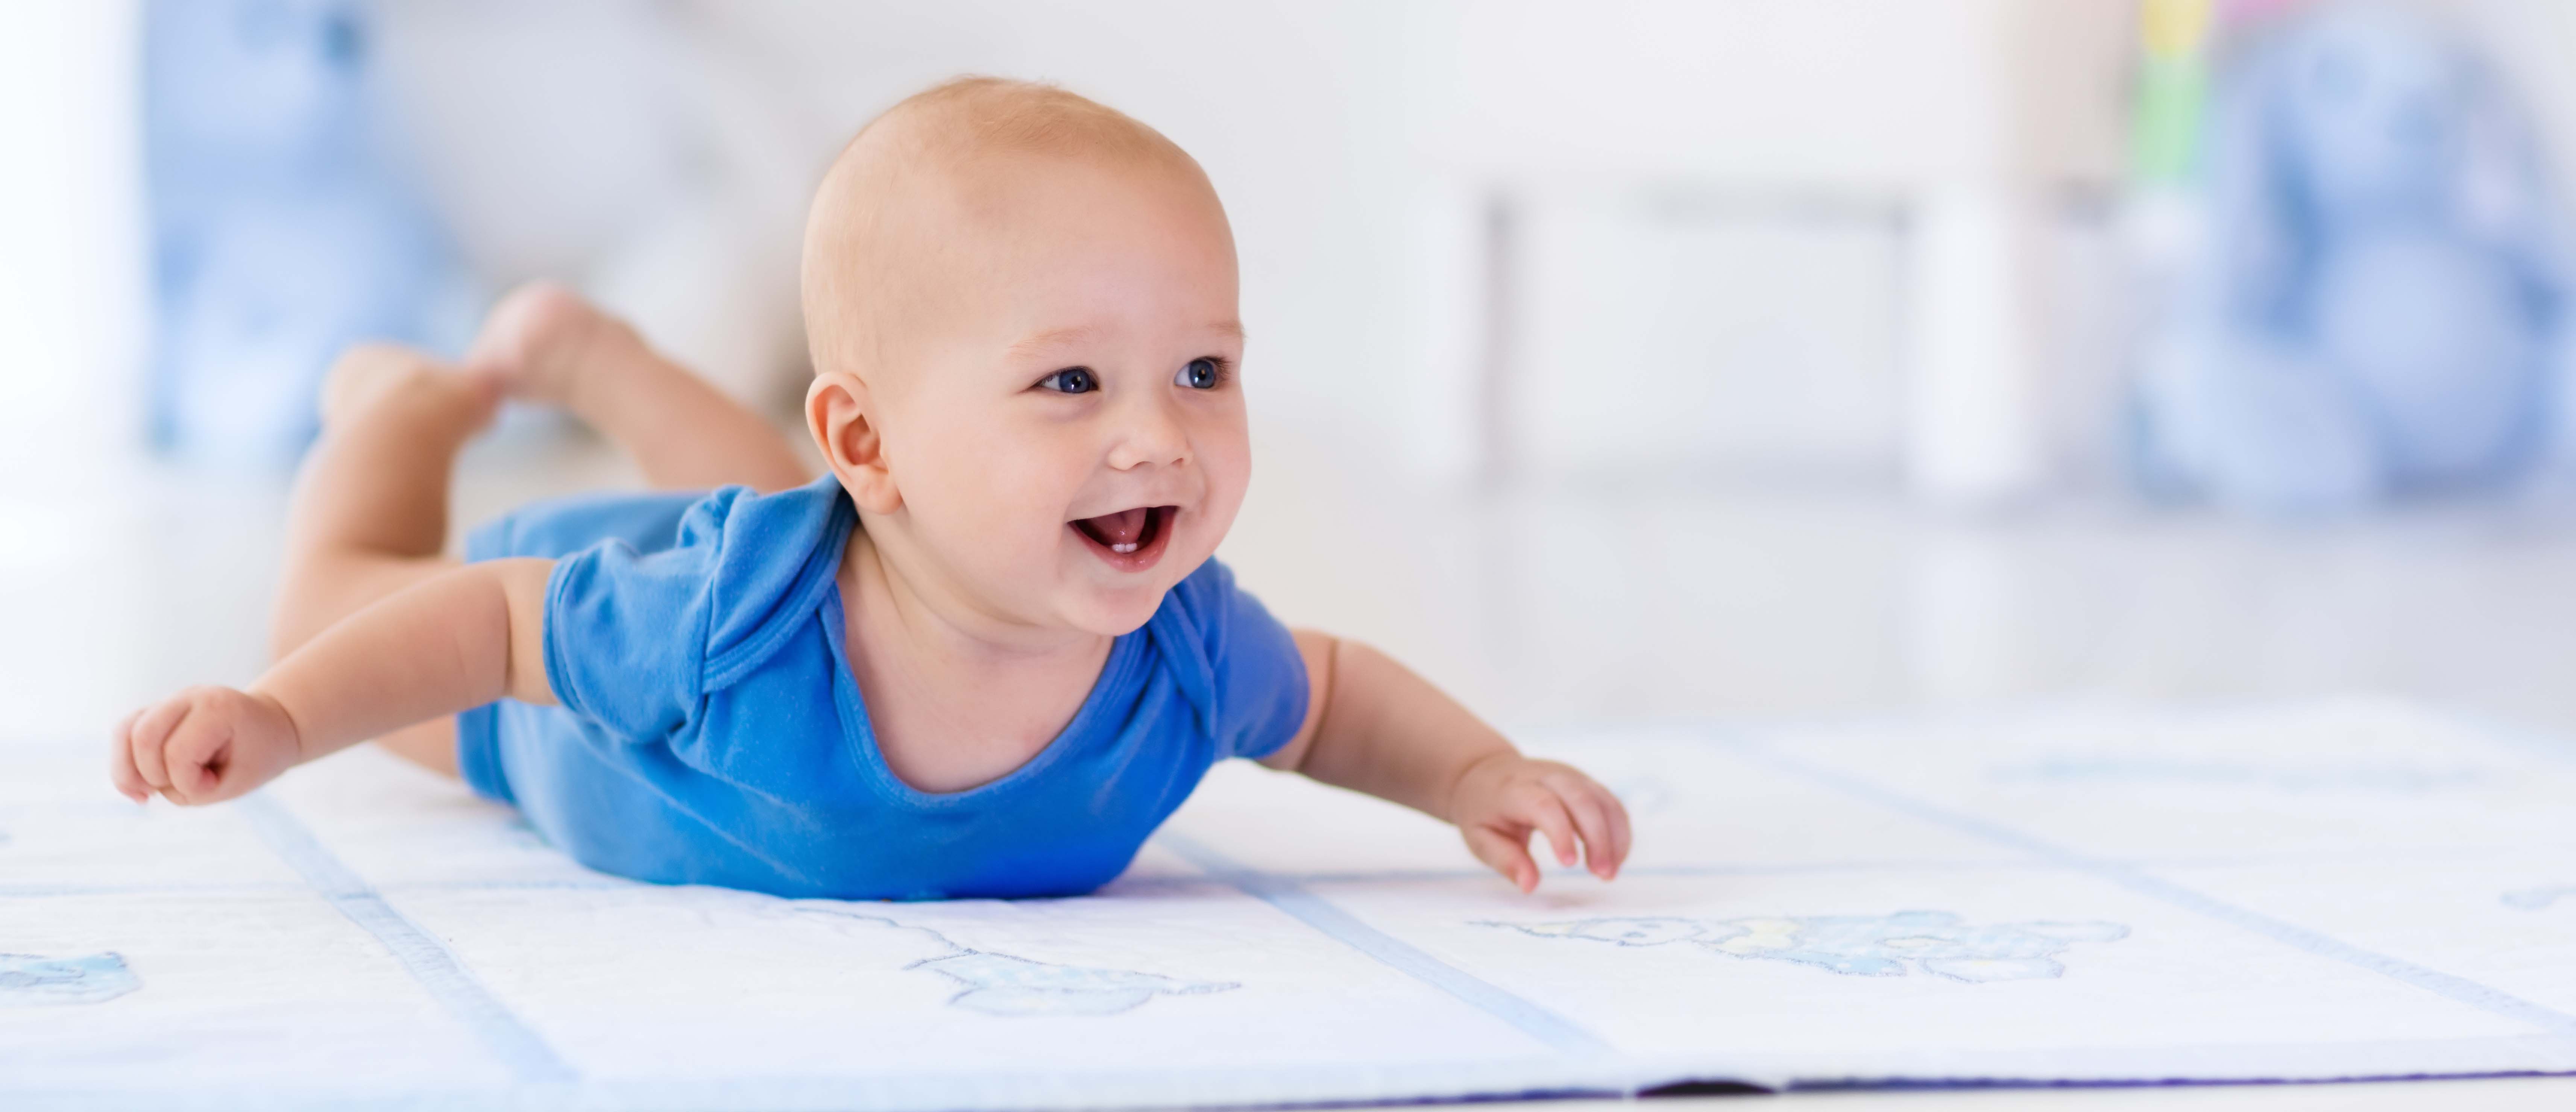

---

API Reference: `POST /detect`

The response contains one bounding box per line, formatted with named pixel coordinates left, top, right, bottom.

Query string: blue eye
left=1176, top=357, right=1225, bottom=390
left=1038, top=367, right=1097, bottom=394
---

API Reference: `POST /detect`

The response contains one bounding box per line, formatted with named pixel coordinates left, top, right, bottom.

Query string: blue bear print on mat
left=789, top=905, right=1237, bottom=1016
left=1486, top=911, right=2129, bottom=982
left=914, top=952, right=1234, bottom=1016
left=2502, top=886, right=2576, bottom=911
left=0, top=953, right=141, bottom=1005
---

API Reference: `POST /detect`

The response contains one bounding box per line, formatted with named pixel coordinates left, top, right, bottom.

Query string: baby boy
left=109, top=78, right=1630, bottom=900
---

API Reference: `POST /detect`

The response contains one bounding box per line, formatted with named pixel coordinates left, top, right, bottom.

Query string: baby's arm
left=1261, top=633, right=1631, bottom=891
left=109, top=559, right=556, bottom=806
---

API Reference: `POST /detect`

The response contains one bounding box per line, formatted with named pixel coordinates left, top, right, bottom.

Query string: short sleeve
left=542, top=535, right=718, bottom=743
left=1158, top=560, right=1310, bottom=761
left=515, top=478, right=850, bottom=750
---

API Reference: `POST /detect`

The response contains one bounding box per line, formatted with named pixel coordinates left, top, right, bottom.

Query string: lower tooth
left=1113, top=542, right=1137, bottom=553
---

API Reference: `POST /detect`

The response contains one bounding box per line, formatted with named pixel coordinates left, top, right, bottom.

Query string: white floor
left=11, top=413, right=2576, bottom=1108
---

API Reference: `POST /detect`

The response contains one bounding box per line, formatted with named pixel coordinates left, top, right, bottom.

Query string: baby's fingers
left=1584, top=774, right=1639, bottom=876
left=1463, top=825, right=1540, bottom=894
left=1606, top=786, right=1634, bottom=871
left=162, top=711, right=237, bottom=805
left=126, top=697, right=189, bottom=795
left=107, top=709, right=149, bottom=803
left=1552, top=775, right=1624, bottom=879
left=1516, top=787, right=1580, bottom=871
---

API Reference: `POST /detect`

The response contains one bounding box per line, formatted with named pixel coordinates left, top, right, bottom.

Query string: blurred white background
left=14, top=0, right=2576, bottom=754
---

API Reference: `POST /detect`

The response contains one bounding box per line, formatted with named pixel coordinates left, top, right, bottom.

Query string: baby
left=108, top=78, right=1631, bottom=900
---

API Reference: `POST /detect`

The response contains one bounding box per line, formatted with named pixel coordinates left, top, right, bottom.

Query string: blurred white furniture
left=1403, top=0, right=2133, bottom=502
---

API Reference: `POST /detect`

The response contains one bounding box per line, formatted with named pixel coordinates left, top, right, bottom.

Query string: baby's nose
left=1106, top=400, right=1189, bottom=470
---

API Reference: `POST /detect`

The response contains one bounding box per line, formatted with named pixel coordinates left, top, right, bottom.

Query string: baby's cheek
left=1199, top=422, right=1254, bottom=502
left=946, top=440, right=1067, bottom=528
left=1194, top=461, right=1252, bottom=548
left=918, top=473, right=1054, bottom=573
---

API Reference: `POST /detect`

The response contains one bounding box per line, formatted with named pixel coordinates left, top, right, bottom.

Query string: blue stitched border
left=1156, top=831, right=1615, bottom=1059
left=237, top=793, right=578, bottom=1084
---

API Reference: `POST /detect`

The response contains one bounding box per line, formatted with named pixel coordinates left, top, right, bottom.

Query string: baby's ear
left=805, top=372, right=901, bottom=514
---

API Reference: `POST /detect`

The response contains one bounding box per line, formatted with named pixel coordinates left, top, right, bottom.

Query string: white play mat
left=6, top=698, right=2574, bottom=1108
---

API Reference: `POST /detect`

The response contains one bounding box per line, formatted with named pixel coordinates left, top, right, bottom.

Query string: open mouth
left=1070, top=505, right=1176, bottom=571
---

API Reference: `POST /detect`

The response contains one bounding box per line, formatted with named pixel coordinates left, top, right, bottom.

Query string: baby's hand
left=109, top=686, right=302, bottom=806
left=1450, top=755, right=1632, bottom=892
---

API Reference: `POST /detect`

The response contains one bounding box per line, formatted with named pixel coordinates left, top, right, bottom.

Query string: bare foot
left=466, top=282, right=642, bottom=412
left=317, top=343, right=499, bottom=435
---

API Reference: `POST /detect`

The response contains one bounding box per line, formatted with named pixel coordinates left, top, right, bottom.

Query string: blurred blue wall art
left=2129, top=5, right=2573, bottom=515
left=145, top=0, right=469, bottom=463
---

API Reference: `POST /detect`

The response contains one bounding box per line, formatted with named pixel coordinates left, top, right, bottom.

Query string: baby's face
left=853, top=155, right=1249, bottom=636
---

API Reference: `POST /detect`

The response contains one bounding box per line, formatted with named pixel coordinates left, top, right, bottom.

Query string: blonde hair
left=862, top=76, right=1192, bottom=168
left=800, top=77, right=1213, bottom=381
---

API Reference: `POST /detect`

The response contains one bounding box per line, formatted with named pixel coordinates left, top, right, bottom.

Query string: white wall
left=0, top=0, right=144, bottom=493
left=96, top=1, right=2576, bottom=507
left=1401, top=0, right=2129, bottom=190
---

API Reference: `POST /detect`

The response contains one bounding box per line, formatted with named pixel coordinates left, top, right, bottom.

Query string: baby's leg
left=472, top=283, right=811, bottom=493
left=270, top=344, right=500, bottom=776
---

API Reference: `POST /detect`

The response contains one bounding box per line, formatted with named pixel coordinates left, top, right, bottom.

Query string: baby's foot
left=466, top=282, right=640, bottom=413
left=317, top=343, right=499, bottom=436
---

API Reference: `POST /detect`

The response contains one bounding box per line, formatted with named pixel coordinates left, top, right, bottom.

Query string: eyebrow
left=1005, top=326, right=1095, bottom=358
left=1005, top=320, right=1246, bottom=358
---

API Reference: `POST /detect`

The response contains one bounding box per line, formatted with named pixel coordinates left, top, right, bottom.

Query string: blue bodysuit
left=455, top=475, right=1310, bottom=900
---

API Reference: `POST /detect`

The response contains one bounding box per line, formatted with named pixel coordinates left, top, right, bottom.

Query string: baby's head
left=801, top=79, right=1248, bottom=637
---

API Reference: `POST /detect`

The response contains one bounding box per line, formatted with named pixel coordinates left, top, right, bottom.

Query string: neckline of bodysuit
left=818, top=582, right=1148, bottom=807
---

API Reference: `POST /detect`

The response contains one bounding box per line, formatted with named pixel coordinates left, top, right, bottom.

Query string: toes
left=468, top=281, right=619, bottom=404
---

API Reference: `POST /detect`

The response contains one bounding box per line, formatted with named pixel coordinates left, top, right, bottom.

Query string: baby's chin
left=1049, top=584, right=1171, bottom=638
left=1047, top=545, right=1209, bottom=636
